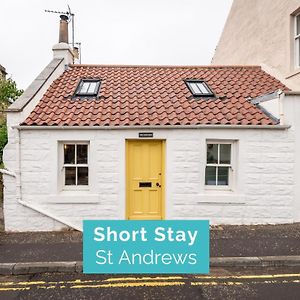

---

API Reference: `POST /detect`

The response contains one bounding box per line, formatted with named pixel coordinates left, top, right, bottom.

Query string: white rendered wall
left=3, top=126, right=297, bottom=231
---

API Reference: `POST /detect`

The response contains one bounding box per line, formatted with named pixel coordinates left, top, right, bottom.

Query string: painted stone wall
left=2, top=126, right=297, bottom=231
left=212, top=0, right=300, bottom=90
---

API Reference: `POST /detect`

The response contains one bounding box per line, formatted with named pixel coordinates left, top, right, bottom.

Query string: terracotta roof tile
left=22, top=65, right=289, bottom=127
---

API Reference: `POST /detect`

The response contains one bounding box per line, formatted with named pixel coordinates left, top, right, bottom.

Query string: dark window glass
left=63, top=143, right=89, bottom=186
left=298, top=39, right=300, bottom=66
left=64, top=145, right=75, bottom=164
left=205, top=143, right=232, bottom=186
left=205, top=166, right=216, bottom=185
left=218, top=167, right=229, bottom=186
left=220, top=144, right=231, bottom=164
left=65, top=167, right=76, bottom=185
left=297, top=15, right=300, bottom=36
left=77, top=145, right=88, bottom=164
left=78, top=167, right=88, bottom=185
left=207, top=144, right=218, bottom=164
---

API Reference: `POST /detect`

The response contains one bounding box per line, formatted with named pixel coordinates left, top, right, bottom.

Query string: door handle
left=156, top=182, right=161, bottom=188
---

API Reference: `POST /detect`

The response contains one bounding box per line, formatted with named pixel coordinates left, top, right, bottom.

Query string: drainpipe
left=278, top=89, right=284, bottom=125
left=15, top=127, right=21, bottom=204
left=13, top=127, right=82, bottom=231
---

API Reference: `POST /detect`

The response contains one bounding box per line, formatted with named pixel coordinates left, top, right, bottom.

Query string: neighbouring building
left=2, top=15, right=300, bottom=232
left=0, top=64, right=6, bottom=79
left=212, top=0, right=300, bottom=90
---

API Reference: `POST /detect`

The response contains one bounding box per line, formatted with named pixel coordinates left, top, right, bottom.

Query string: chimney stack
left=52, top=15, right=74, bottom=64
left=59, top=14, right=69, bottom=44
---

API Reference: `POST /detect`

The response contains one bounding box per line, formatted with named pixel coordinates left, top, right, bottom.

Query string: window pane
left=205, top=166, right=216, bottom=185
left=297, top=38, right=300, bottom=67
left=65, top=167, right=76, bottom=185
left=297, top=15, right=300, bottom=35
left=87, top=82, right=97, bottom=94
left=189, top=82, right=201, bottom=94
left=218, top=167, right=229, bottom=186
left=78, top=167, right=88, bottom=185
left=220, top=144, right=231, bottom=164
left=64, top=144, right=75, bottom=164
left=80, top=82, right=89, bottom=94
left=77, top=145, right=88, bottom=164
left=197, top=83, right=210, bottom=94
left=207, top=144, right=218, bottom=164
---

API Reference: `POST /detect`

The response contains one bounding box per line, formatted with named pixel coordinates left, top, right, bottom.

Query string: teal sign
left=83, top=220, right=209, bottom=274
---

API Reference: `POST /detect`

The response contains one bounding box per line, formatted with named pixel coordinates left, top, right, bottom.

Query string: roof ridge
left=69, top=64, right=262, bottom=70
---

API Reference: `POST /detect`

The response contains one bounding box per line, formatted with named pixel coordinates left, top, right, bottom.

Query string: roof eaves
left=16, top=124, right=290, bottom=130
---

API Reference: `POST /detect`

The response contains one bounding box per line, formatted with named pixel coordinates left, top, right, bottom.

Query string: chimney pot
left=59, top=14, right=69, bottom=44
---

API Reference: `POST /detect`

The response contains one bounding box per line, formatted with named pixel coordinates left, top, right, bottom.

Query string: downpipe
left=278, top=89, right=284, bottom=125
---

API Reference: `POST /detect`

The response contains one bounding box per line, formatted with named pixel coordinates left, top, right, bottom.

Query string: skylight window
left=186, top=80, right=214, bottom=97
left=75, top=79, right=100, bottom=97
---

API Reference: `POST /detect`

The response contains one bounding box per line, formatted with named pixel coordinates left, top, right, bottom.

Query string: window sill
left=47, top=192, right=99, bottom=204
left=204, top=186, right=232, bottom=192
left=62, top=186, right=89, bottom=192
left=197, top=193, right=245, bottom=204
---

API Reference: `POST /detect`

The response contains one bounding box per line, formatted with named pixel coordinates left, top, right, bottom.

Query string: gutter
left=14, top=124, right=291, bottom=130
left=2, top=127, right=82, bottom=232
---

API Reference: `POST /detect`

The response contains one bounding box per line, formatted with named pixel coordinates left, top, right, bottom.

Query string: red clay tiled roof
left=22, top=65, right=288, bottom=126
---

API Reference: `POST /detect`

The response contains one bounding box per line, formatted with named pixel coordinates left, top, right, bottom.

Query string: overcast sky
left=0, top=0, right=232, bottom=89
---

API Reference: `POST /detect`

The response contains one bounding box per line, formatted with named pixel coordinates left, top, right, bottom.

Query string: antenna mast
left=45, top=6, right=75, bottom=51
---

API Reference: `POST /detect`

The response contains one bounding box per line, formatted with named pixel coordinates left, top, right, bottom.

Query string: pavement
left=0, top=223, right=300, bottom=275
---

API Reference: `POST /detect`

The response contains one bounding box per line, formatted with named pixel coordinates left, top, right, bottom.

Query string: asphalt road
left=1, top=267, right=300, bottom=300
left=1, top=224, right=300, bottom=262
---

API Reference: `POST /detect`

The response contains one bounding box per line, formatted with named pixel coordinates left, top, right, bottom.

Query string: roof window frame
left=185, top=79, right=215, bottom=97
left=74, top=79, right=101, bottom=98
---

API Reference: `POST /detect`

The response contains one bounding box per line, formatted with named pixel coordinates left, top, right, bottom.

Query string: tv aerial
left=45, top=5, right=81, bottom=62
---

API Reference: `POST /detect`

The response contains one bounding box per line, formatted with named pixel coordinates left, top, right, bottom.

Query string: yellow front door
left=126, top=140, right=165, bottom=220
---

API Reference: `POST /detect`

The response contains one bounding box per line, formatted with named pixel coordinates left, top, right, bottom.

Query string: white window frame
left=205, top=140, right=235, bottom=191
left=61, top=142, right=90, bottom=191
left=295, top=13, right=300, bottom=68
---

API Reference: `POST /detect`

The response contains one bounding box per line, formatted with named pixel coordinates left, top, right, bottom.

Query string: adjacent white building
left=212, top=0, right=300, bottom=90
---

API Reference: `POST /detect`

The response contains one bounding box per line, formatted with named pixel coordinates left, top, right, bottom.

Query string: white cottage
left=2, top=17, right=300, bottom=232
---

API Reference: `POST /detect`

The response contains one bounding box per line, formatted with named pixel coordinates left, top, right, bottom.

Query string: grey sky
left=0, top=0, right=232, bottom=89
